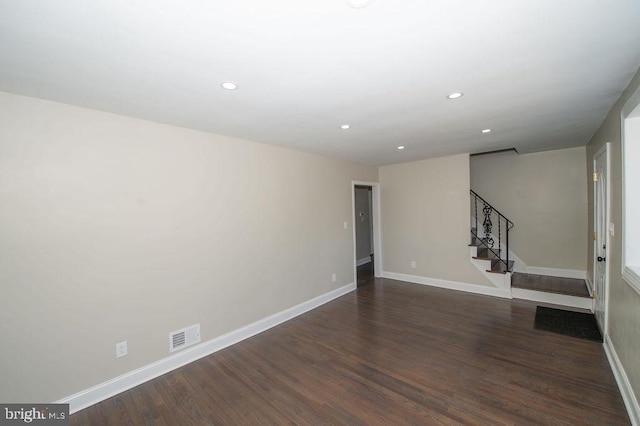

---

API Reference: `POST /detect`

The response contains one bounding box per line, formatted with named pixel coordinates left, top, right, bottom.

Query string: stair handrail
left=470, top=190, right=514, bottom=272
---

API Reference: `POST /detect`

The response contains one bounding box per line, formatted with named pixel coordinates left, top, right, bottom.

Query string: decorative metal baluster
left=482, top=203, right=494, bottom=248
left=474, top=196, right=478, bottom=237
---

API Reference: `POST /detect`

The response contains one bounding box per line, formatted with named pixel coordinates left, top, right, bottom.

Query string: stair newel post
left=506, top=226, right=510, bottom=270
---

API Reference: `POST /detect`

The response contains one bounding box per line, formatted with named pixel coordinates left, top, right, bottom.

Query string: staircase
left=470, top=229, right=514, bottom=274
left=468, top=190, right=592, bottom=310
left=468, top=190, right=514, bottom=288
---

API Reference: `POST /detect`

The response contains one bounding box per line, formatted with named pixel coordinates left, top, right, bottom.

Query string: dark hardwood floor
left=356, top=260, right=374, bottom=287
left=71, top=278, right=629, bottom=425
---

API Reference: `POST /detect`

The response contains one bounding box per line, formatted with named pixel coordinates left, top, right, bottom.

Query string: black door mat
left=534, top=306, right=603, bottom=342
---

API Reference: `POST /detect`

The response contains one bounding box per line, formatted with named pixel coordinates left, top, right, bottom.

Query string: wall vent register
left=169, top=324, right=201, bottom=352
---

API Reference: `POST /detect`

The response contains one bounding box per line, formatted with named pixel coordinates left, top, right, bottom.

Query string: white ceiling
left=1, top=0, right=640, bottom=165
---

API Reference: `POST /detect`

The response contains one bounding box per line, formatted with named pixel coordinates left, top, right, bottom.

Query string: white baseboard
left=512, top=287, right=593, bottom=311
left=58, top=282, right=356, bottom=414
left=382, top=271, right=512, bottom=299
left=356, top=256, right=372, bottom=267
left=604, top=335, right=640, bottom=425
left=525, top=266, right=587, bottom=280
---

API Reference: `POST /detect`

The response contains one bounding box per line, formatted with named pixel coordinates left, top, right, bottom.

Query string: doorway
left=593, top=143, right=610, bottom=334
left=352, top=181, right=381, bottom=287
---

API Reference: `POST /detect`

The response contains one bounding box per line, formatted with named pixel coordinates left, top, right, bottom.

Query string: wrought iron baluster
left=482, top=203, right=494, bottom=248
left=498, top=214, right=502, bottom=260
left=474, top=196, right=477, bottom=237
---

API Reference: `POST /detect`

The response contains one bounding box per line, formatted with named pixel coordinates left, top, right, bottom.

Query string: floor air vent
left=169, top=323, right=201, bottom=353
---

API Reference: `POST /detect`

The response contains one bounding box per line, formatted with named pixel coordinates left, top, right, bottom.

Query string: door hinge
left=593, top=172, right=598, bottom=182
left=593, top=232, right=597, bottom=241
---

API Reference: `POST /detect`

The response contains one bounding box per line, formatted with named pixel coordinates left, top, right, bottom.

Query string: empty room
left=1, top=1, right=640, bottom=424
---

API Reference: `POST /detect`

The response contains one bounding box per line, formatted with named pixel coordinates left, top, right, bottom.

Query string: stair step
left=477, top=247, right=499, bottom=258
left=469, top=237, right=494, bottom=247
left=511, top=272, right=591, bottom=298
left=473, top=254, right=499, bottom=261
left=486, top=260, right=514, bottom=274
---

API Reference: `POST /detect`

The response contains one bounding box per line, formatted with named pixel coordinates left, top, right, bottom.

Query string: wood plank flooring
left=356, top=260, right=374, bottom=287
left=70, top=278, right=629, bottom=425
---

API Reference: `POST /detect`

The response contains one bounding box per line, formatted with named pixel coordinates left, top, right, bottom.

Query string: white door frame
left=593, top=143, right=611, bottom=334
left=352, top=181, right=382, bottom=282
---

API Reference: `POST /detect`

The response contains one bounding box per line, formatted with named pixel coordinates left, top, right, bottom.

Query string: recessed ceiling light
left=341, top=124, right=351, bottom=130
left=221, top=81, right=238, bottom=90
left=447, top=92, right=463, bottom=99
left=347, top=0, right=373, bottom=8
left=481, top=128, right=492, bottom=134
left=397, top=146, right=405, bottom=150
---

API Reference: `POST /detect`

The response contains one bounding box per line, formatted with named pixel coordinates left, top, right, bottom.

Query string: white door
left=593, top=144, right=610, bottom=333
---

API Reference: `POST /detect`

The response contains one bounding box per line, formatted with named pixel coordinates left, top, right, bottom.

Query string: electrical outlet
left=411, top=261, right=416, bottom=269
left=332, top=273, right=337, bottom=282
left=116, top=341, right=128, bottom=358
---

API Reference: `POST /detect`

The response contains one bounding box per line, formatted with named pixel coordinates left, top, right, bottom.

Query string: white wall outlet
left=332, top=273, right=337, bottom=282
left=343, top=221, right=348, bottom=230
left=411, top=261, right=416, bottom=269
left=116, top=341, right=128, bottom=358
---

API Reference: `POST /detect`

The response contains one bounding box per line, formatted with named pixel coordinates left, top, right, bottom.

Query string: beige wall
left=379, top=154, right=492, bottom=286
left=0, top=91, right=378, bottom=403
left=470, top=147, right=588, bottom=271
left=586, top=68, right=640, bottom=402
